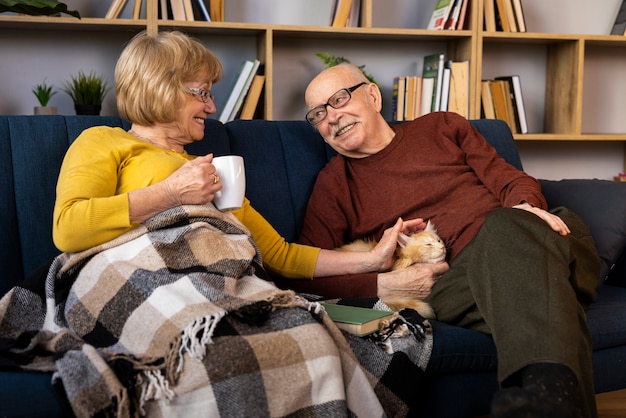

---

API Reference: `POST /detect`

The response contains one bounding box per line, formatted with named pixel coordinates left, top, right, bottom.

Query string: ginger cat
left=339, top=221, right=446, bottom=318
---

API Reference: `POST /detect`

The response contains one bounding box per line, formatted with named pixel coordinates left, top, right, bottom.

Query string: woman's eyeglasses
left=188, top=87, right=215, bottom=103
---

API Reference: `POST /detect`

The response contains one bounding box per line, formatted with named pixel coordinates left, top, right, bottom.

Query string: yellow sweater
left=53, top=126, right=319, bottom=278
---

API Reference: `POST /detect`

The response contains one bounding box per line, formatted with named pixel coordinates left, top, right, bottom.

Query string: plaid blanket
left=0, top=204, right=432, bottom=417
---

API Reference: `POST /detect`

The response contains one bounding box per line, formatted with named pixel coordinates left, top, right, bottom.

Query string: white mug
left=212, top=155, right=246, bottom=211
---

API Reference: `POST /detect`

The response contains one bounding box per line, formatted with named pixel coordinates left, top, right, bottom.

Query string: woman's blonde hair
left=115, top=30, right=223, bottom=124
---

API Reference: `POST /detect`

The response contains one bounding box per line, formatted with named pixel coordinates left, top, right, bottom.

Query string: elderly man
left=298, top=63, right=600, bottom=418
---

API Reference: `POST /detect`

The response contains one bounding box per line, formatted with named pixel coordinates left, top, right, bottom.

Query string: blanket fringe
left=177, top=312, right=226, bottom=374
left=137, top=369, right=176, bottom=416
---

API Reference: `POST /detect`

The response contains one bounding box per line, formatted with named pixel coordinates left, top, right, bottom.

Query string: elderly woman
left=0, top=30, right=433, bottom=417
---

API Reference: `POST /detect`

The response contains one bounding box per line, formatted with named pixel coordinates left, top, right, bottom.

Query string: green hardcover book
left=422, top=52, right=446, bottom=112
left=321, top=303, right=394, bottom=336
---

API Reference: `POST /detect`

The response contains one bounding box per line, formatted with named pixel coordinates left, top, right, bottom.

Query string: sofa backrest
left=0, top=115, right=520, bottom=296
left=0, top=116, right=230, bottom=296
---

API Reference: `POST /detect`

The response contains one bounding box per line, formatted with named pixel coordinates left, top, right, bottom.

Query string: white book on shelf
left=228, top=60, right=261, bottom=121
left=420, top=77, right=435, bottom=116
left=427, top=0, right=454, bottom=30
left=218, top=60, right=257, bottom=123
left=439, top=65, right=451, bottom=111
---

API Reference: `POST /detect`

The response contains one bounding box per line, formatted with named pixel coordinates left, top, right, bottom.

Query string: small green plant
left=32, top=80, right=57, bottom=107
left=315, top=52, right=379, bottom=87
left=62, top=71, right=110, bottom=105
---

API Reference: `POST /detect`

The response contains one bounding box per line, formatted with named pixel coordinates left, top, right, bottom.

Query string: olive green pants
left=426, top=207, right=600, bottom=417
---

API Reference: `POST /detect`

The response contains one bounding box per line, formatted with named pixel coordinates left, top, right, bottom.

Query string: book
left=611, top=0, right=626, bottom=35
left=321, top=303, right=394, bottom=336
left=159, top=0, right=171, bottom=19
left=228, top=59, right=261, bottom=121
left=422, top=52, right=445, bottom=112
left=503, top=0, right=518, bottom=32
left=347, top=0, right=361, bottom=27
left=496, top=75, right=528, bottom=133
left=392, top=76, right=406, bottom=121
left=494, top=0, right=511, bottom=31
left=218, top=60, right=257, bottom=123
left=104, top=0, right=127, bottom=19
left=209, top=0, right=223, bottom=21
left=427, top=0, right=454, bottom=30
left=511, top=0, right=526, bottom=32
left=484, top=0, right=497, bottom=31
left=332, top=0, right=353, bottom=27
left=439, top=64, right=452, bottom=111
left=405, top=75, right=417, bottom=120
left=444, top=0, right=463, bottom=30
left=183, top=0, right=195, bottom=20
left=239, top=74, right=266, bottom=120
left=195, top=0, right=210, bottom=21
left=420, top=77, right=435, bottom=116
left=448, top=60, right=470, bottom=118
left=455, top=0, right=469, bottom=30
left=412, top=76, right=423, bottom=119
left=170, top=0, right=186, bottom=20
left=490, top=79, right=517, bottom=133
left=480, top=80, right=496, bottom=119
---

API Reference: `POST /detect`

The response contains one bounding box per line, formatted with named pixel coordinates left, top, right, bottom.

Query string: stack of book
left=392, top=53, right=469, bottom=121
left=427, top=0, right=471, bottom=31
left=218, top=60, right=265, bottom=123
left=484, top=0, right=526, bottom=32
left=480, top=75, right=528, bottom=134
left=157, top=0, right=223, bottom=21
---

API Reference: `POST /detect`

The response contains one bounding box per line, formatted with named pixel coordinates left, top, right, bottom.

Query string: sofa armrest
left=539, top=179, right=626, bottom=285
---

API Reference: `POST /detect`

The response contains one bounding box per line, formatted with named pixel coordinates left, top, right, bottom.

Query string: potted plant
left=62, top=70, right=110, bottom=115
left=32, top=80, right=58, bottom=115
left=0, top=0, right=80, bottom=18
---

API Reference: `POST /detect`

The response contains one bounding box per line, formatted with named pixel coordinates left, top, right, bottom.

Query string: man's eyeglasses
left=188, top=87, right=215, bottom=103
left=305, top=82, right=367, bottom=126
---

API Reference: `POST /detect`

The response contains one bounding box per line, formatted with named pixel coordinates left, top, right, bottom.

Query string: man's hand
left=513, top=203, right=570, bottom=236
left=377, top=261, right=449, bottom=300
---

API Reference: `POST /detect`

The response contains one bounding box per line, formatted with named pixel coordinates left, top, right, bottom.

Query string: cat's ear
left=397, top=232, right=411, bottom=248
left=425, top=220, right=437, bottom=232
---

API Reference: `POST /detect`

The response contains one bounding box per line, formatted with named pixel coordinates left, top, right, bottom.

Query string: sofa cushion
left=539, top=179, right=626, bottom=282
left=226, top=120, right=335, bottom=242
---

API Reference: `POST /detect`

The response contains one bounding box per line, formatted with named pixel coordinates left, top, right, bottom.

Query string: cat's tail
left=383, top=296, right=436, bottom=319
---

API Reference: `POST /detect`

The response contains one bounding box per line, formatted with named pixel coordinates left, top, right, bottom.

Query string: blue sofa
left=1, top=115, right=626, bottom=418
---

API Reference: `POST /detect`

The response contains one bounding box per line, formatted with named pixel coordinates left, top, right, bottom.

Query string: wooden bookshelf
left=1, top=0, right=626, bottom=175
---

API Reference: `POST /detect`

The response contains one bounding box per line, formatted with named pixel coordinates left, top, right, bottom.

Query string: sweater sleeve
left=231, top=199, right=320, bottom=279
left=53, top=128, right=135, bottom=252
left=449, top=113, right=547, bottom=209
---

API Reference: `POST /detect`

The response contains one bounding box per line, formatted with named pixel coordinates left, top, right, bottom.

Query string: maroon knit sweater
left=294, top=112, right=546, bottom=298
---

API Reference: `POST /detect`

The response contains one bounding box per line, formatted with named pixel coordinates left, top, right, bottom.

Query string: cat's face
left=396, top=230, right=446, bottom=264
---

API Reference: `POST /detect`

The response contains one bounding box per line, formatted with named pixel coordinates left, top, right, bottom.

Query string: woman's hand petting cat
left=370, top=217, right=429, bottom=271
left=376, top=261, right=449, bottom=301
left=513, top=203, right=571, bottom=236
